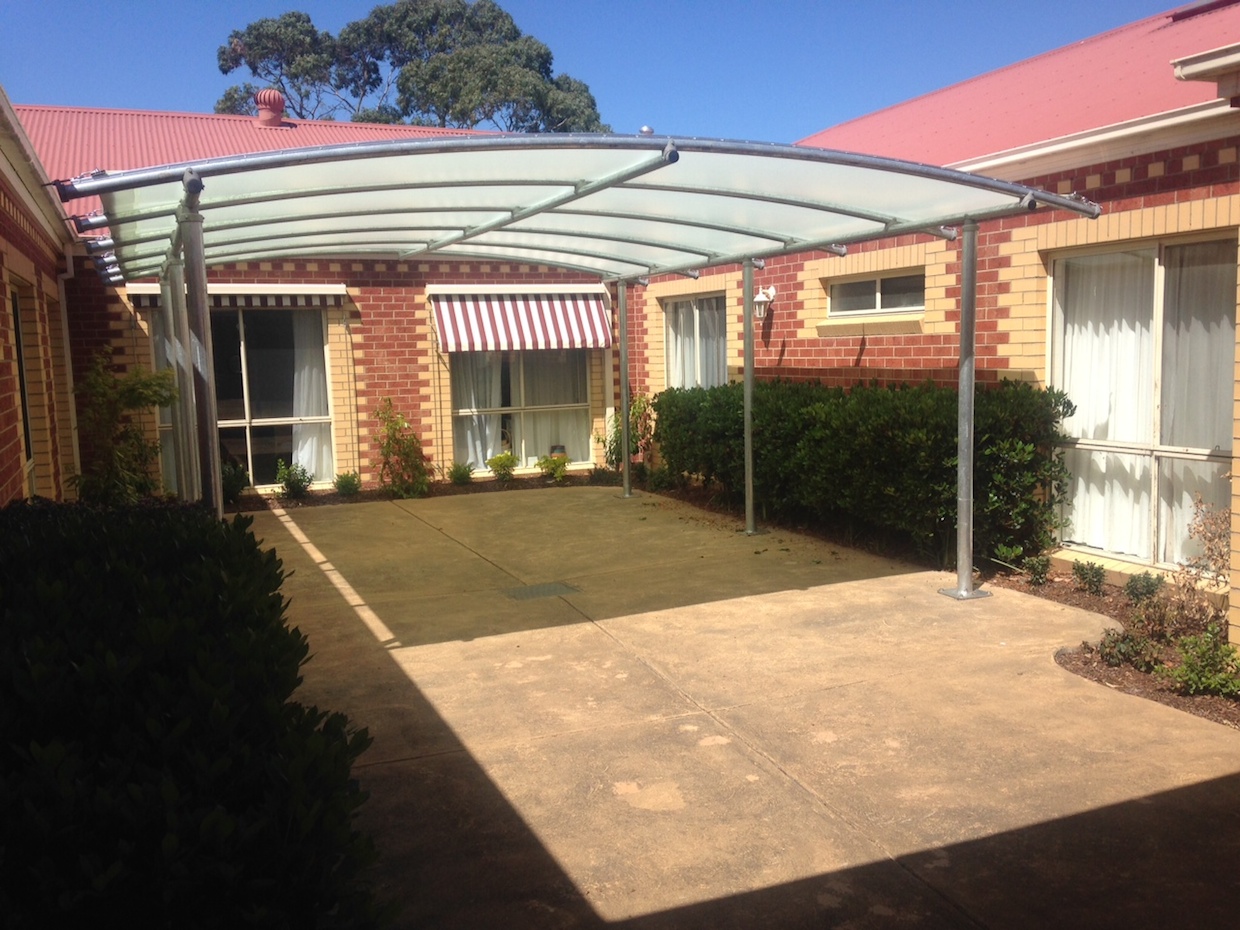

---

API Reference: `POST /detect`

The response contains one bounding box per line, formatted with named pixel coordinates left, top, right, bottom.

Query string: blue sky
left=2, top=0, right=1176, bottom=142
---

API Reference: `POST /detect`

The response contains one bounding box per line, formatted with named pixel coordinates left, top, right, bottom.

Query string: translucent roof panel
left=55, top=135, right=1100, bottom=282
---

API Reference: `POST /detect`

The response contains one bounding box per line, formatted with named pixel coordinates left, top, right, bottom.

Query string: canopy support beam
left=618, top=280, right=633, bottom=499
left=940, top=220, right=989, bottom=601
left=159, top=259, right=200, bottom=501
left=179, top=170, right=222, bottom=517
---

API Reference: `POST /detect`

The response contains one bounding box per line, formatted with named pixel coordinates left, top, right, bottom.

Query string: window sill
left=816, top=311, right=924, bottom=337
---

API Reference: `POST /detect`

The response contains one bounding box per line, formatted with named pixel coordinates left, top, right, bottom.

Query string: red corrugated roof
left=14, top=103, right=476, bottom=218
left=798, top=2, right=1240, bottom=165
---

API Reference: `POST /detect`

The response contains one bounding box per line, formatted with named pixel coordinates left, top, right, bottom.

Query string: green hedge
left=652, top=379, right=1073, bottom=565
left=0, top=500, right=381, bottom=929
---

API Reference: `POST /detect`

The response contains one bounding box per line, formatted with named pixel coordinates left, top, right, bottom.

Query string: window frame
left=212, top=306, right=335, bottom=488
left=449, top=348, right=592, bottom=470
left=827, top=270, right=926, bottom=317
left=664, top=293, right=728, bottom=389
left=1049, top=234, right=1237, bottom=566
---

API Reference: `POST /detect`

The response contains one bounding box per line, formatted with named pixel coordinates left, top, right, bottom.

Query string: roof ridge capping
left=1170, top=0, right=1240, bottom=21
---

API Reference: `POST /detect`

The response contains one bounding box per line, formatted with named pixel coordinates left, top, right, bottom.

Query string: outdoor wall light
left=753, top=285, right=776, bottom=320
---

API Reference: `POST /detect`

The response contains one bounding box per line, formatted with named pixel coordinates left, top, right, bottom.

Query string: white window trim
left=664, top=294, right=726, bottom=389
left=827, top=270, right=926, bottom=317
left=214, top=305, right=335, bottom=490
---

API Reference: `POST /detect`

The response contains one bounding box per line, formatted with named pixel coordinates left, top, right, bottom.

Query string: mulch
left=988, top=570, right=1240, bottom=731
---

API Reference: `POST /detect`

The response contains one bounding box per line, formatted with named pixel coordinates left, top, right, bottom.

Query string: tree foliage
left=215, top=0, right=608, bottom=131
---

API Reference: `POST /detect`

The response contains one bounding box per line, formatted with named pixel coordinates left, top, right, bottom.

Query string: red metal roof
left=798, top=2, right=1240, bottom=165
left=14, top=103, right=475, bottom=218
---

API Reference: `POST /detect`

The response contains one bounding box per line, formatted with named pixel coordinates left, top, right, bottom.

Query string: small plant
left=645, top=465, right=679, bottom=492
left=598, top=393, right=654, bottom=471
left=373, top=398, right=431, bottom=498
left=536, top=454, right=570, bottom=484
left=486, top=451, right=519, bottom=484
left=333, top=471, right=362, bottom=497
left=447, top=461, right=474, bottom=485
left=71, top=352, right=177, bottom=504
left=275, top=459, right=312, bottom=499
left=992, top=543, right=1023, bottom=569
left=1022, top=555, right=1050, bottom=586
left=1124, top=571, right=1165, bottom=605
left=1096, top=627, right=1161, bottom=672
left=1072, top=560, right=1106, bottom=596
left=221, top=459, right=250, bottom=504
left=1159, top=623, right=1240, bottom=696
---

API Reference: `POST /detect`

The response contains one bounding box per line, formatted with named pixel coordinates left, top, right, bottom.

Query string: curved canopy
left=55, top=134, right=1100, bottom=283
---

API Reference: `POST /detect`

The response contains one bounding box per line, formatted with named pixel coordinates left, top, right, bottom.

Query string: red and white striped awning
left=432, top=293, right=612, bottom=352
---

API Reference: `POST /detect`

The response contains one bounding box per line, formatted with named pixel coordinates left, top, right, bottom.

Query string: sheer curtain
left=1161, top=241, right=1236, bottom=450
left=524, top=350, right=588, bottom=463
left=666, top=301, right=695, bottom=388
left=291, top=311, right=332, bottom=480
left=452, top=352, right=502, bottom=468
left=1055, top=250, right=1155, bottom=556
left=697, top=297, right=727, bottom=387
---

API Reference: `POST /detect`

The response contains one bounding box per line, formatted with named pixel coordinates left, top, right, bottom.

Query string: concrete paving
left=246, top=487, right=1240, bottom=929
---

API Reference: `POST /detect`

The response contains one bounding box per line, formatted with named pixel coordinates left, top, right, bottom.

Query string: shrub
left=536, top=454, right=570, bottom=484
left=333, top=471, right=362, bottom=497
left=1023, top=555, right=1050, bottom=586
left=1124, top=571, right=1165, bottom=605
left=1159, top=624, right=1240, bottom=696
left=373, top=398, right=430, bottom=498
left=1071, top=560, right=1106, bottom=596
left=447, top=461, right=474, bottom=485
left=486, top=451, right=519, bottom=484
left=651, top=379, right=1072, bottom=566
left=1096, top=627, right=1161, bottom=672
left=0, top=500, right=379, bottom=927
left=275, top=458, right=312, bottom=499
left=71, top=352, right=177, bottom=505
left=220, top=459, right=250, bottom=504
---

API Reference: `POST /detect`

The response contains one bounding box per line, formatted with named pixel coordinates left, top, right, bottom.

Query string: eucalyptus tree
left=215, top=0, right=608, bottom=131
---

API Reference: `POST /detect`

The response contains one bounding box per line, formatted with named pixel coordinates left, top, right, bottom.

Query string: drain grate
left=504, top=581, right=579, bottom=601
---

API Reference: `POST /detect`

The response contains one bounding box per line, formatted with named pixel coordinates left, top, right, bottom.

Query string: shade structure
left=432, top=292, right=612, bottom=353
left=57, top=134, right=1099, bottom=283
left=55, top=133, right=1101, bottom=596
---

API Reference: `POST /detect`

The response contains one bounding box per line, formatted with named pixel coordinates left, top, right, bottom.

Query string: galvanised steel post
left=619, top=280, right=633, bottom=498
left=180, top=171, right=222, bottom=518
left=940, top=220, right=989, bottom=600
left=160, top=261, right=200, bottom=500
left=743, top=258, right=756, bottom=535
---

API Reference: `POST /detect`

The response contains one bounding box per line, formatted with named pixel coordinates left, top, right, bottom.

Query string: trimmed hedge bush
left=0, top=500, right=380, bottom=929
left=652, top=379, right=1073, bottom=565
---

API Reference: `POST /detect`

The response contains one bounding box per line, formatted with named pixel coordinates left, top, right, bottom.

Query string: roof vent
left=254, top=88, right=286, bottom=128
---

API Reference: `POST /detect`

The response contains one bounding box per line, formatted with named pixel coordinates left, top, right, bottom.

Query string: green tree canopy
left=215, top=0, right=608, bottom=132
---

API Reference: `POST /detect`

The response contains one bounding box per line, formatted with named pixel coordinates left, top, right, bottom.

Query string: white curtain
left=291, top=312, right=331, bottom=480
left=1056, top=250, right=1155, bottom=444
left=666, top=301, right=695, bottom=388
left=452, top=352, right=503, bottom=468
left=1055, top=251, right=1155, bottom=555
left=1161, top=241, right=1236, bottom=451
left=1062, top=448, right=1151, bottom=559
left=1158, top=458, right=1230, bottom=566
left=523, top=351, right=587, bottom=464
left=697, top=297, right=727, bottom=388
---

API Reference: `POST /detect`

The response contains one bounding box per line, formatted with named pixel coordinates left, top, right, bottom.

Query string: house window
left=451, top=349, right=590, bottom=469
left=8, top=287, right=31, bottom=465
left=211, top=308, right=333, bottom=486
left=1052, top=239, right=1236, bottom=565
left=666, top=295, right=726, bottom=388
left=829, top=272, right=925, bottom=314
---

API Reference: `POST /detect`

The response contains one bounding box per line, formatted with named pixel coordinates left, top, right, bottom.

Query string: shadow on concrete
left=349, top=648, right=1240, bottom=930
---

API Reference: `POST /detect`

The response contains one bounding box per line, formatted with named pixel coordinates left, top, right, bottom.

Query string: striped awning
left=432, top=293, right=612, bottom=353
